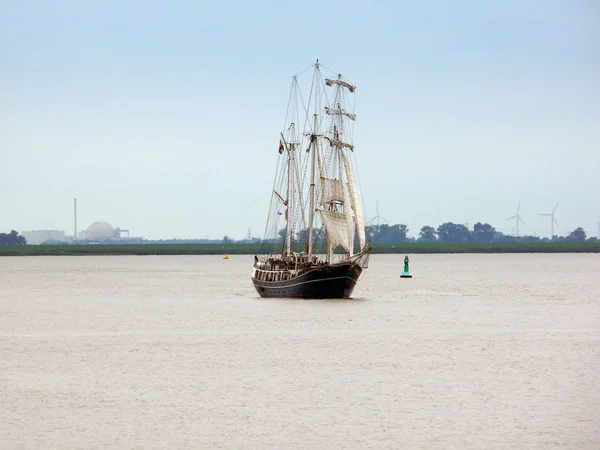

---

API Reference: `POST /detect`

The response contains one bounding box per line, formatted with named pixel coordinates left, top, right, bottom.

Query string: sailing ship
left=251, top=60, right=372, bottom=299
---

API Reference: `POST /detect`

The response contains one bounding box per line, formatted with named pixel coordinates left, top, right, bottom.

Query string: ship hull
left=251, top=262, right=363, bottom=299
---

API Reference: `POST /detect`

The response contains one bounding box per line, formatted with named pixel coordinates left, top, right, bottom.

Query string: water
left=1, top=254, right=598, bottom=449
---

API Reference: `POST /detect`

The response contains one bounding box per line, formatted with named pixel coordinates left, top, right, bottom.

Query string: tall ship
left=251, top=60, right=372, bottom=298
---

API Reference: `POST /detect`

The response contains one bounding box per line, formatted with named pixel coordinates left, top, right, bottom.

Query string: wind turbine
left=367, top=200, right=389, bottom=229
left=538, top=202, right=559, bottom=239
left=505, top=201, right=525, bottom=237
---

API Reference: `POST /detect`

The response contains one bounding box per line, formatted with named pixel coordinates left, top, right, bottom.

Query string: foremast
left=305, top=65, right=366, bottom=262
left=284, top=134, right=294, bottom=257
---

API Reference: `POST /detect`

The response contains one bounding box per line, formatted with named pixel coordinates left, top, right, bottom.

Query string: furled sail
left=320, top=210, right=352, bottom=253
left=342, top=151, right=366, bottom=250
left=323, top=136, right=354, bottom=152
left=324, top=106, right=356, bottom=121
left=325, top=78, right=356, bottom=93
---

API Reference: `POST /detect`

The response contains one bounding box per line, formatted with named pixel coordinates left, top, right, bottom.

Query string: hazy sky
left=1, top=0, right=599, bottom=240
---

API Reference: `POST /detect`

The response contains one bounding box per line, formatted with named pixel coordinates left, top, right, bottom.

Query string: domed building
left=84, top=221, right=117, bottom=241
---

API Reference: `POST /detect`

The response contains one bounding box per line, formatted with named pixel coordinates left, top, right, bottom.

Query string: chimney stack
left=74, top=198, right=77, bottom=239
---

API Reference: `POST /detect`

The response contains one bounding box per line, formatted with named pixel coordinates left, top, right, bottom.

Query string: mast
left=331, top=73, right=355, bottom=258
left=321, top=71, right=359, bottom=259
left=339, top=130, right=354, bottom=257
left=284, top=138, right=295, bottom=256
left=73, top=198, right=77, bottom=239
left=307, top=112, right=318, bottom=256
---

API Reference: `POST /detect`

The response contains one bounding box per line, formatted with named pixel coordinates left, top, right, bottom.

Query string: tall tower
left=74, top=198, right=77, bottom=239
left=538, top=202, right=559, bottom=239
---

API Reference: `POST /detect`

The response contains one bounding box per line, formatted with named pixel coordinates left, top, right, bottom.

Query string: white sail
left=320, top=209, right=351, bottom=253
left=320, top=177, right=345, bottom=205
left=343, top=178, right=355, bottom=256
left=342, top=151, right=366, bottom=250
left=320, top=175, right=355, bottom=255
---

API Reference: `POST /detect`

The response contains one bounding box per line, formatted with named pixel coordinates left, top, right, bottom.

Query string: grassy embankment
left=1, top=241, right=599, bottom=256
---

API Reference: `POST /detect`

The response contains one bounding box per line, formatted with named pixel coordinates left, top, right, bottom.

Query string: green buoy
left=400, top=255, right=412, bottom=278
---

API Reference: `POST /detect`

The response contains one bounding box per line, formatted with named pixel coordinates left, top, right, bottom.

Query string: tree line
left=0, top=230, right=27, bottom=245
left=368, top=222, right=595, bottom=243
left=254, top=222, right=596, bottom=245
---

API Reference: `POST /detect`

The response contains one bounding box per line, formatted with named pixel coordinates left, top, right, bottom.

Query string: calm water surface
left=0, top=254, right=598, bottom=449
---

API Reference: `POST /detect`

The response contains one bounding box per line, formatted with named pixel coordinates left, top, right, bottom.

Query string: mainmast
left=307, top=113, right=318, bottom=257
left=306, top=60, right=321, bottom=257
left=284, top=139, right=294, bottom=256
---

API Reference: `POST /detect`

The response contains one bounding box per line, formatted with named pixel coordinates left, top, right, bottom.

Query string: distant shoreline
left=1, top=242, right=599, bottom=256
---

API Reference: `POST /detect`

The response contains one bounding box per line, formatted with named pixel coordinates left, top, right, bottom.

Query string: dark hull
left=252, top=262, right=363, bottom=299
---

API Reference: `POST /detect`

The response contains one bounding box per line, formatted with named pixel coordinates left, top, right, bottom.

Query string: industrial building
left=20, top=198, right=138, bottom=244
left=21, top=230, right=66, bottom=245
left=78, top=221, right=130, bottom=241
